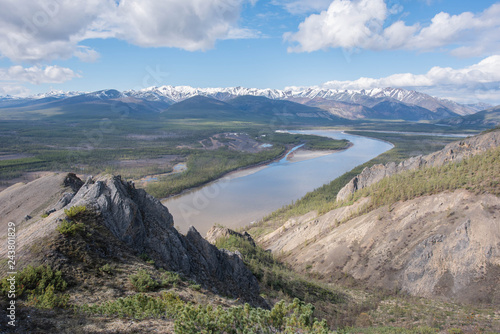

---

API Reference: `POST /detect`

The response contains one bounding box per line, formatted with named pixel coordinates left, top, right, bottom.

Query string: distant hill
left=226, top=95, right=347, bottom=124
left=159, top=95, right=350, bottom=125
left=300, top=98, right=376, bottom=120
left=161, top=95, right=243, bottom=120
left=370, top=100, right=458, bottom=120
left=436, top=105, right=500, bottom=129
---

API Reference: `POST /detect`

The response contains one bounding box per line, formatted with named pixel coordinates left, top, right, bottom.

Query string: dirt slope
left=260, top=190, right=500, bottom=305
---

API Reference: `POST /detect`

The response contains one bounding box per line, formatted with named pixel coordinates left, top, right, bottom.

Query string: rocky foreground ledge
left=0, top=173, right=264, bottom=306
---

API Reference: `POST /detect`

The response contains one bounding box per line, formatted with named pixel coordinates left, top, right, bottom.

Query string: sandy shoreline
left=286, top=149, right=336, bottom=163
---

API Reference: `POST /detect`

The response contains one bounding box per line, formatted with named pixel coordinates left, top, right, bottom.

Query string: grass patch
left=338, top=326, right=438, bottom=333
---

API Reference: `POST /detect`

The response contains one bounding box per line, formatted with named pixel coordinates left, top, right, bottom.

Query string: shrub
left=80, top=292, right=183, bottom=320
left=0, top=265, right=69, bottom=309
left=99, top=264, right=113, bottom=275
left=56, top=219, right=84, bottom=236
left=27, top=284, right=69, bottom=309
left=447, top=329, right=463, bottom=334
left=160, top=270, right=181, bottom=288
left=82, top=293, right=330, bottom=333
left=64, top=205, right=87, bottom=218
left=129, top=270, right=158, bottom=292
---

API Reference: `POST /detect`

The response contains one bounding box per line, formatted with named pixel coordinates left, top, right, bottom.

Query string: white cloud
left=318, top=55, right=500, bottom=104
left=111, top=0, right=245, bottom=51
left=273, top=0, right=333, bottom=14
left=0, top=65, right=80, bottom=84
left=284, top=0, right=388, bottom=52
left=0, top=84, right=31, bottom=97
left=285, top=1, right=500, bottom=57
left=0, top=0, right=113, bottom=62
left=0, top=0, right=255, bottom=63
left=225, top=27, right=262, bottom=40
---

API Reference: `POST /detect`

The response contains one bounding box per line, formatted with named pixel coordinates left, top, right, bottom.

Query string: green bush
left=64, top=205, right=87, bottom=218
left=160, top=270, right=181, bottom=287
left=80, top=292, right=182, bottom=320
left=27, top=284, right=69, bottom=309
left=56, top=219, right=84, bottom=236
left=99, top=264, right=113, bottom=275
left=129, top=270, right=159, bottom=292
left=81, top=293, right=330, bottom=333
left=0, top=265, right=69, bottom=309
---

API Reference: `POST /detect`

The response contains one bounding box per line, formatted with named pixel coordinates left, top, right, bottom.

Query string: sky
left=0, top=0, right=500, bottom=104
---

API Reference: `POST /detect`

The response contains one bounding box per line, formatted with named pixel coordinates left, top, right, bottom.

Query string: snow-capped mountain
left=124, top=86, right=489, bottom=116
left=0, top=86, right=492, bottom=119
left=31, top=90, right=83, bottom=99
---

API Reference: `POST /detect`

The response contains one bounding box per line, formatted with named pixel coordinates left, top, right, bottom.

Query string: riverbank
left=162, top=130, right=393, bottom=235
left=287, top=142, right=354, bottom=163
left=158, top=141, right=353, bottom=201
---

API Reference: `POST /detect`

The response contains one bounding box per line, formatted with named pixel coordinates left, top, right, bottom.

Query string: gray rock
left=205, top=225, right=257, bottom=247
left=63, top=173, right=84, bottom=193
left=67, top=174, right=264, bottom=306
left=44, top=208, right=56, bottom=216
left=54, top=192, right=75, bottom=210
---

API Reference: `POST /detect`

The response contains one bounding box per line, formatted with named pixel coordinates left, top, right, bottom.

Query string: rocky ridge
left=337, top=130, right=500, bottom=201
left=67, top=174, right=262, bottom=304
left=0, top=173, right=263, bottom=306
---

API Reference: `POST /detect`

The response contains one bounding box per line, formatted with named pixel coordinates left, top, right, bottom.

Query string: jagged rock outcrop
left=337, top=130, right=500, bottom=201
left=63, top=174, right=263, bottom=305
left=0, top=173, right=263, bottom=306
left=205, top=225, right=256, bottom=247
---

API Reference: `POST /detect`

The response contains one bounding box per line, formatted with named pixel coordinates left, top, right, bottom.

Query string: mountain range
left=0, top=86, right=495, bottom=122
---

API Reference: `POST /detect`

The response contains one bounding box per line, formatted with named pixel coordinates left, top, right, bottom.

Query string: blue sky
left=0, top=0, right=499, bottom=104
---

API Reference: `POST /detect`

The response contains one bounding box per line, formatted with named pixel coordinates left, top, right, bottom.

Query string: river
left=162, top=130, right=394, bottom=235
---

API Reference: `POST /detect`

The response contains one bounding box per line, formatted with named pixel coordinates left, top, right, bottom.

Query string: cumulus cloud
left=285, top=0, right=387, bottom=51
left=285, top=1, right=500, bottom=57
left=0, top=0, right=254, bottom=63
left=318, top=55, right=500, bottom=104
left=0, top=65, right=80, bottom=84
left=111, top=0, right=247, bottom=51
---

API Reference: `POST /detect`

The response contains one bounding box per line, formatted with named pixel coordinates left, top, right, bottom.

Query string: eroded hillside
left=256, top=130, right=500, bottom=307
